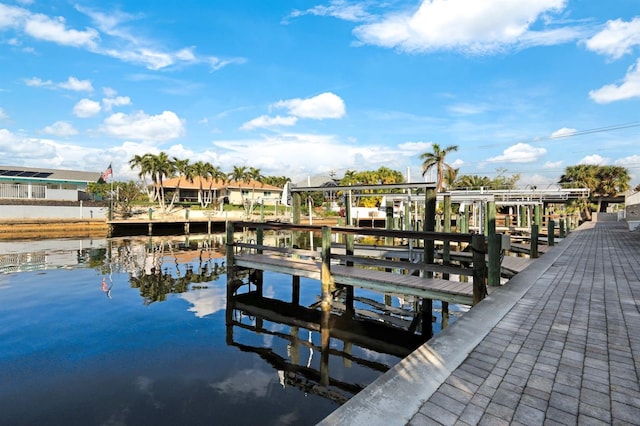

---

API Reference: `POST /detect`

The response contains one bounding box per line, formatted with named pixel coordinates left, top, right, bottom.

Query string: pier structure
left=320, top=220, right=640, bottom=425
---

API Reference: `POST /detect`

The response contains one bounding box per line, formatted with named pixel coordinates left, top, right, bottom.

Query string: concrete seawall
left=0, top=219, right=108, bottom=239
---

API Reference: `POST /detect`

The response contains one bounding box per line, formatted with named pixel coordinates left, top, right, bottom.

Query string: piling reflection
left=226, top=282, right=430, bottom=405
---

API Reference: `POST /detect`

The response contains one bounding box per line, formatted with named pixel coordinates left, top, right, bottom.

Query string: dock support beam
left=472, top=234, right=487, bottom=304
left=548, top=219, right=555, bottom=246
left=421, top=298, right=433, bottom=339
left=424, top=188, right=436, bottom=278
left=530, top=224, right=539, bottom=258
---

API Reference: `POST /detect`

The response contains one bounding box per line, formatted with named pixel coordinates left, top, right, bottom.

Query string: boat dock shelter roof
left=289, top=182, right=589, bottom=205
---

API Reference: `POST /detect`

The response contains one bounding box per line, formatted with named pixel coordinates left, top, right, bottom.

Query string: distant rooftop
left=0, top=165, right=101, bottom=183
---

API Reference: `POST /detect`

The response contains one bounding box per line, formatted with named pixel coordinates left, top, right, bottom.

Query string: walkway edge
left=318, top=228, right=580, bottom=426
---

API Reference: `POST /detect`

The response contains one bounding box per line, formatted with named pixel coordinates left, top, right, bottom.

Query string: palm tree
left=420, top=143, right=459, bottom=192
left=444, top=167, right=459, bottom=190
left=229, top=165, right=250, bottom=183
left=203, top=164, right=227, bottom=208
left=129, top=153, right=156, bottom=201
left=190, top=161, right=209, bottom=207
left=150, top=152, right=174, bottom=212
left=167, top=157, right=193, bottom=212
left=454, top=174, right=492, bottom=190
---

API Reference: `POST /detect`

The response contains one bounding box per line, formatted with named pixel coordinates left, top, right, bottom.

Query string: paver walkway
left=320, top=221, right=640, bottom=425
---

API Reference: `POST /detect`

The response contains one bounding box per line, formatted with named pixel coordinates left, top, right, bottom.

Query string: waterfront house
left=161, top=177, right=283, bottom=206
left=0, top=165, right=107, bottom=220
left=0, top=165, right=100, bottom=202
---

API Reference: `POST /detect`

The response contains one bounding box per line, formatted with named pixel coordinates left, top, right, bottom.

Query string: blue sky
left=1, top=0, right=639, bottom=187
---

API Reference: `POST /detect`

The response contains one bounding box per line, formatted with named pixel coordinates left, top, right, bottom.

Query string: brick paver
left=409, top=222, right=640, bottom=425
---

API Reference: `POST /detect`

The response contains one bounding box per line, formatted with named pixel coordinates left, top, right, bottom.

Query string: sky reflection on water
left=0, top=235, right=440, bottom=425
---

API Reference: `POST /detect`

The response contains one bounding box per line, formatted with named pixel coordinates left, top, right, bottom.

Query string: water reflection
left=226, top=283, right=429, bottom=405
left=106, top=235, right=226, bottom=305
left=0, top=238, right=106, bottom=273
left=0, top=233, right=464, bottom=424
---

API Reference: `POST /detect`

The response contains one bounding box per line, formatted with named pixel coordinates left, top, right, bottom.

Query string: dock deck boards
left=235, top=253, right=482, bottom=305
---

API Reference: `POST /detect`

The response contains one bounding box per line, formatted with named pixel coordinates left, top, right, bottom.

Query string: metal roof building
left=0, top=165, right=101, bottom=201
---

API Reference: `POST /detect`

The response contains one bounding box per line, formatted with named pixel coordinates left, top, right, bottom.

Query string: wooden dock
left=234, top=252, right=487, bottom=306
left=225, top=221, right=524, bottom=330
left=107, top=216, right=227, bottom=236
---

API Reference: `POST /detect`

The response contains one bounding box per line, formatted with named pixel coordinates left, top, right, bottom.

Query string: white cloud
left=589, top=58, right=640, bottom=103
left=585, top=17, right=640, bottom=60
left=578, top=154, right=609, bottom=165
left=42, top=121, right=78, bottom=136
left=25, top=76, right=93, bottom=91
left=73, top=98, right=101, bottom=117
left=58, top=76, right=93, bottom=92
left=211, top=132, right=413, bottom=181
left=100, top=110, right=185, bottom=142
left=103, top=87, right=117, bottom=97
left=240, top=115, right=298, bottom=130
left=0, top=128, right=57, bottom=160
left=447, top=103, right=489, bottom=115
left=550, top=127, right=576, bottom=138
left=543, top=160, right=563, bottom=169
left=486, top=143, right=546, bottom=163
left=0, top=4, right=29, bottom=29
left=23, top=12, right=99, bottom=48
left=0, top=108, right=7, bottom=120
left=352, top=0, right=580, bottom=54
left=397, top=141, right=432, bottom=153
left=285, top=0, right=372, bottom=23
left=273, top=92, right=346, bottom=119
left=0, top=3, right=243, bottom=72
left=615, top=154, right=640, bottom=168
left=102, top=95, right=131, bottom=111
left=24, top=77, right=53, bottom=87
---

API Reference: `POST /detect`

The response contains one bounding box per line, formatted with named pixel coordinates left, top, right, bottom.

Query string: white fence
left=0, top=183, right=46, bottom=199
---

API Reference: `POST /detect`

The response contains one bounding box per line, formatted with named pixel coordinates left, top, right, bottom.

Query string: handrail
left=232, top=221, right=474, bottom=243
left=226, top=221, right=501, bottom=304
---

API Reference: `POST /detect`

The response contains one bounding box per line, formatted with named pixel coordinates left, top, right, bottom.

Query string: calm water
left=0, top=234, right=462, bottom=426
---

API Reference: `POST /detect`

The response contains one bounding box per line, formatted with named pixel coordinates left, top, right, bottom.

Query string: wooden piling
left=320, top=226, right=333, bottom=313
left=530, top=224, right=539, bottom=258
left=443, top=195, right=451, bottom=272
left=548, top=219, right=555, bottom=246
left=472, top=234, right=487, bottom=304
left=422, top=298, right=433, bottom=339
left=424, top=188, right=436, bottom=278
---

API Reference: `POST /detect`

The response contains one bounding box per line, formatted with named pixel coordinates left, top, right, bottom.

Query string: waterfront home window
left=263, top=191, right=272, bottom=198
left=242, top=190, right=250, bottom=196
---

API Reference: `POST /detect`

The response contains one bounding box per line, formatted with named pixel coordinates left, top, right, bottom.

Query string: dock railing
left=226, top=221, right=506, bottom=306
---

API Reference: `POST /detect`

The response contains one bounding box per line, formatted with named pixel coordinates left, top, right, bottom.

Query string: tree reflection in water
left=104, top=235, right=226, bottom=305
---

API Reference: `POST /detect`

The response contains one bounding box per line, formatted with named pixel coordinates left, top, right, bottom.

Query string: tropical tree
left=338, top=167, right=405, bottom=207
left=114, top=181, right=145, bottom=215
left=204, top=164, right=227, bottom=208
left=454, top=174, right=492, bottom=189
left=129, top=153, right=156, bottom=201
left=420, top=143, right=459, bottom=192
left=491, top=168, right=520, bottom=190
left=444, top=167, right=459, bottom=189
left=262, top=175, right=291, bottom=187
left=150, top=152, right=174, bottom=212
left=229, top=165, right=250, bottom=183
left=167, top=158, right=193, bottom=211
left=190, top=161, right=209, bottom=207
left=559, top=164, right=630, bottom=219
